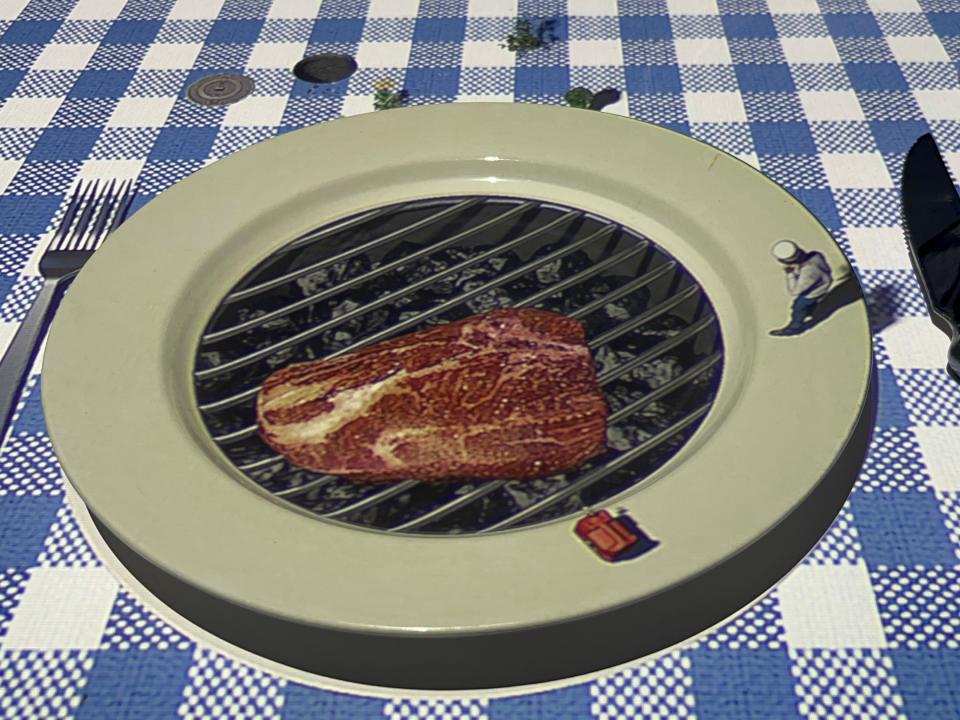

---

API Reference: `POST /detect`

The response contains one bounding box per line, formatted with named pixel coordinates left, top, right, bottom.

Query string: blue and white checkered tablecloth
left=1, top=0, right=959, bottom=717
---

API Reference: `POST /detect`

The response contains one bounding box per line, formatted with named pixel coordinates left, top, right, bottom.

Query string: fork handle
left=0, top=278, right=62, bottom=441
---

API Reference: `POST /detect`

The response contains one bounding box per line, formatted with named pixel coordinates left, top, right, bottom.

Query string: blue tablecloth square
left=68, top=69, right=135, bottom=99
left=851, top=490, right=958, bottom=567
left=309, top=17, right=365, bottom=44
left=75, top=649, right=194, bottom=720
left=0, top=70, right=24, bottom=98
left=869, top=119, right=931, bottom=154
left=404, top=65, right=461, bottom=97
left=721, top=14, right=778, bottom=40
left=847, top=63, right=909, bottom=93
left=206, top=18, right=265, bottom=45
left=619, top=15, right=673, bottom=41
left=688, top=647, right=800, bottom=720
left=281, top=686, right=386, bottom=719
left=824, top=12, right=883, bottom=38
left=750, top=121, right=817, bottom=155
left=926, top=11, right=960, bottom=38
left=624, top=64, right=681, bottom=94
left=27, top=127, right=101, bottom=161
left=0, top=196, right=64, bottom=234
left=101, top=19, right=164, bottom=46
left=888, top=649, right=960, bottom=719
left=488, top=683, right=593, bottom=719
left=412, top=16, right=466, bottom=43
left=148, top=127, right=219, bottom=161
left=0, top=20, right=59, bottom=46
left=515, top=66, right=569, bottom=96
left=0, top=495, right=61, bottom=567
left=735, top=63, right=795, bottom=93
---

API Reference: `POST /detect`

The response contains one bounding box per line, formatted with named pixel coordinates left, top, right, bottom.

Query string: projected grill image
left=194, top=196, right=723, bottom=535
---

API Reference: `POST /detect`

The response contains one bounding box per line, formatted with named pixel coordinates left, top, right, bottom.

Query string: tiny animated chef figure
left=769, top=239, right=833, bottom=337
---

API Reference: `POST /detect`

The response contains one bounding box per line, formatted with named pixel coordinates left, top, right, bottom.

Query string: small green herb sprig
left=373, top=79, right=405, bottom=111
left=564, top=87, right=594, bottom=109
left=502, top=18, right=541, bottom=54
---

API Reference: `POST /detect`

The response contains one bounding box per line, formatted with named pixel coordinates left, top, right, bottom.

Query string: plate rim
left=42, top=104, right=873, bottom=645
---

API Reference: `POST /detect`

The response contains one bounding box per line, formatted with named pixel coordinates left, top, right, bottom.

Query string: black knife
left=902, top=133, right=960, bottom=382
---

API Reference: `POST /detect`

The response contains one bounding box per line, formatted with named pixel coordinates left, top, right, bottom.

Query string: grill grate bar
left=597, top=313, right=717, bottom=386
left=204, top=202, right=537, bottom=344
left=196, top=209, right=588, bottom=381
left=322, top=480, right=420, bottom=518
left=568, top=262, right=676, bottom=321
left=514, top=241, right=649, bottom=309
left=200, top=385, right=275, bottom=415
left=274, top=474, right=337, bottom=498
left=213, top=424, right=260, bottom=444
left=236, top=455, right=285, bottom=472
left=588, top=284, right=700, bottom=350
left=385, top=482, right=505, bottom=532
left=278, top=207, right=391, bottom=256
left=224, top=198, right=484, bottom=304
left=607, top=352, right=722, bottom=424
left=477, top=403, right=712, bottom=533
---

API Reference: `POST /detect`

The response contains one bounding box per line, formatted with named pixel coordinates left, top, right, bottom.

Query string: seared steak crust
left=257, top=308, right=608, bottom=482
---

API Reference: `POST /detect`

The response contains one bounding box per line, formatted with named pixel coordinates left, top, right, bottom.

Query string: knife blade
left=902, top=133, right=960, bottom=382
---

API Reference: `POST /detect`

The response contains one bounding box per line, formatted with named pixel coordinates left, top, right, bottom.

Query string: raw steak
left=256, top=308, right=608, bottom=482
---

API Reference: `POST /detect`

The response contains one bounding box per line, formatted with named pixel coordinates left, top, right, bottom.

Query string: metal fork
left=0, top=179, right=137, bottom=440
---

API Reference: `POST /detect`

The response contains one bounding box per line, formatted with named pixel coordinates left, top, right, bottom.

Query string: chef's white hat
left=771, top=239, right=801, bottom=262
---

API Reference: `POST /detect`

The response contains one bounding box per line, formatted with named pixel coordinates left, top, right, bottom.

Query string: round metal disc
left=186, top=73, right=254, bottom=106
left=293, top=54, right=357, bottom=84
left=43, top=104, right=874, bottom=690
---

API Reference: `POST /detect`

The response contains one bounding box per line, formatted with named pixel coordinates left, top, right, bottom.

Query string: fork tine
left=53, top=181, right=98, bottom=249
left=52, top=181, right=90, bottom=245
left=107, top=180, right=136, bottom=236
left=84, top=179, right=117, bottom=250
left=66, top=180, right=102, bottom=251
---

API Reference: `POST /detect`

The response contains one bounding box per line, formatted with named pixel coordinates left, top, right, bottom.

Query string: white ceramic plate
left=43, top=103, right=874, bottom=689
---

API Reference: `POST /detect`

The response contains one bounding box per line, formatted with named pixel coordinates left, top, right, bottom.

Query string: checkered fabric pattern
left=0, top=0, right=959, bottom=717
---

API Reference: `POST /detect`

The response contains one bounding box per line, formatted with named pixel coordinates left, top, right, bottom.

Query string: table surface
left=1, top=0, right=959, bottom=717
